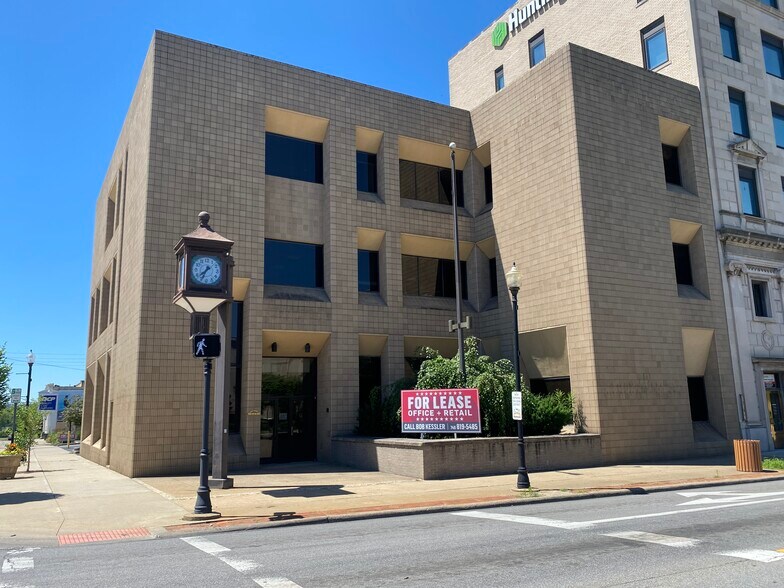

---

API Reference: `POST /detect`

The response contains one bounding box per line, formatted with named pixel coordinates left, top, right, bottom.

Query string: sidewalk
left=2, top=442, right=783, bottom=545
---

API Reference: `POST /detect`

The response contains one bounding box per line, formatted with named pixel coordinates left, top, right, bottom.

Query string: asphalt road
left=3, top=479, right=784, bottom=587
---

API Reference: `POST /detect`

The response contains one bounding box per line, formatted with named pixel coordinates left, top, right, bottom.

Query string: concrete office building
left=451, top=0, right=784, bottom=452
left=83, top=25, right=739, bottom=477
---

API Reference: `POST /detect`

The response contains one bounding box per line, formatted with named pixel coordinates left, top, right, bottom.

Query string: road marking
left=181, top=536, right=300, bottom=587
left=602, top=531, right=700, bottom=548
left=453, top=511, right=590, bottom=529
left=677, top=490, right=784, bottom=506
left=719, top=549, right=784, bottom=563
left=1, top=557, right=34, bottom=573
left=181, top=536, right=231, bottom=555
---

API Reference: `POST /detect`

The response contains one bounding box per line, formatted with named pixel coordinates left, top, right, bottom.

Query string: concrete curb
left=154, top=471, right=784, bottom=540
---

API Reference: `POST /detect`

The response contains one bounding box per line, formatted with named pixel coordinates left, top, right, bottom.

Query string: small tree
left=62, top=397, right=83, bottom=441
left=0, top=345, right=11, bottom=410
left=15, top=405, right=43, bottom=472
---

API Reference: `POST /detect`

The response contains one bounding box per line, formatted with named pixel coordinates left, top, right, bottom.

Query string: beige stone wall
left=449, top=0, right=698, bottom=111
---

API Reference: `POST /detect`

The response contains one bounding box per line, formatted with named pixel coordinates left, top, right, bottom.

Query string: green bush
left=356, top=378, right=415, bottom=436
left=523, top=390, right=573, bottom=436
left=46, top=432, right=61, bottom=445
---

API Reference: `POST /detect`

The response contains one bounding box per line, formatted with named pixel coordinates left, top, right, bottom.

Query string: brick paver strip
left=58, top=527, right=151, bottom=545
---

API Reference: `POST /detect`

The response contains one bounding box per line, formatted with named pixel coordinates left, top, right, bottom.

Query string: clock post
left=173, top=212, right=234, bottom=519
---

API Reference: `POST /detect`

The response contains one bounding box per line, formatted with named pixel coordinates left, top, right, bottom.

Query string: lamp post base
left=182, top=512, right=222, bottom=522
left=517, top=468, right=531, bottom=489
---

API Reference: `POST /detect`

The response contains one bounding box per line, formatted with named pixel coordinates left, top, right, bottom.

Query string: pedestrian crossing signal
left=192, top=333, right=221, bottom=358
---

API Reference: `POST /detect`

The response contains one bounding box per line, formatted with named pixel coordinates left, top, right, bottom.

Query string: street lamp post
left=173, top=212, right=234, bottom=519
left=448, top=142, right=466, bottom=381
left=505, top=263, right=530, bottom=489
left=25, top=351, right=35, bottom=406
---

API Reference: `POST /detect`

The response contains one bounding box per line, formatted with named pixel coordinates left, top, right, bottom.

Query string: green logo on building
left=491, top=22, right=509, bottom=48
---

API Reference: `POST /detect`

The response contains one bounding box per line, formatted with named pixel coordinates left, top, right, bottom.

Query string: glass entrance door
left=765, top=373, right=784, bottom=449
left=260, top=358, right=317, bottom=462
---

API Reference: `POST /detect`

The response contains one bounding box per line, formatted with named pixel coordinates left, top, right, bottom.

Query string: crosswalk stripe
left=452, top=511, right=590, bottom=529
left=253, top=578, right=302, bottom=588
left=719, top=549, right=784, bottom=563
left=1, top=557, right=34, bottom=573
left=181, top=536, right=230, bottom=555
left=603, top=531, right=700, bottom=548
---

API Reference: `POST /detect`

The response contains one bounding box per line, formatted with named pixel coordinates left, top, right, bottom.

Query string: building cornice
left=720, top=227, right=784, bottom=252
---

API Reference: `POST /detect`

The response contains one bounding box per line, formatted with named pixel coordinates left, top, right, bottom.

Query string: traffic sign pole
left=9, top=389, right=21, bottom=444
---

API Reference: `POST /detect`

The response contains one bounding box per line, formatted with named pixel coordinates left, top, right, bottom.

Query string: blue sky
left=0, top=0, right=511, bottom=398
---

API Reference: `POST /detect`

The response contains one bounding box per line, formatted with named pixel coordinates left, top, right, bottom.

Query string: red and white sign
left=401, top=389, right=481, bottom=434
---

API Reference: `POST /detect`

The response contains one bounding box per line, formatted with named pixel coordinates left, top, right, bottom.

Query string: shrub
left=46, top=432, right=61, bottom=445
left=356, top=378, right=415, bottom=436
left=523, top=390, right=573, bottom=436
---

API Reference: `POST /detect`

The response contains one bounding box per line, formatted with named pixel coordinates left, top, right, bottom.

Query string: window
left=688, top=377, right=709, bottom=422
left=762, top=32, right=784, bottom=79
left=399, top=160, right=464, bottom=207
left=358, top=250, right=380, bottom=292
left=773, top=102, right=784, bottom=149
left=402, top=255, right=468, bottom=299
left=739, top=166, right=761, bottom=217
left=752, top=281, right=772, bottom=318
left=265, top=132, right=323, bottom=183
left=673, top=243, right=693, bottom=286
left=359, top=356, right=382, bottom=410
left=494, top=66, right=504, bottom=92
left=719, top=13, right=740, bottom=61
left=642, top=19, right=669, bottom=70
left=662, top=145, right=682, bottom=185
left=488, top=257, right=498, bottom=298
left=357, top=151, right=378, bottom=193
left=229, top=301, right=243, bottom=434
left=759, top=0, right=779, bottom=8
left=529, top=31, right=546, bottom=67
left=264, top=240, right=324, bottom=288
left=729, top=89, right=750, bottom=138
left=484, top=165, right=493, bottom=204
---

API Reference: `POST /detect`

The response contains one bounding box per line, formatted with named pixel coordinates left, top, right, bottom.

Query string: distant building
left=40, top=383, right=84, bottom=435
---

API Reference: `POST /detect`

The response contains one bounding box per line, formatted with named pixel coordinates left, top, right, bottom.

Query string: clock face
left=191, top=255, right=222, bottom=287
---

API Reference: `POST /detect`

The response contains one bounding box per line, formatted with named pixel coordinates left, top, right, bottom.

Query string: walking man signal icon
left=191, top=333, right=221, bottom=358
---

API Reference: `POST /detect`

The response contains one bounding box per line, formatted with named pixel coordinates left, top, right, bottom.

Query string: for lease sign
left=401, top=389, right=481, bottom=434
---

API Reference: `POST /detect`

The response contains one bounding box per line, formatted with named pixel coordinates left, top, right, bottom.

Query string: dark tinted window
left=672, top=243, right=693, bottom=286
left=264, top=240, right=324, bottom=288
left=762, top=33, right=784, bottom=78
left=773, top=102, right=784, bottom=148
left=688, top=377, right=709, bottom=422
left=759, top=0, right=779, bottom=8
left=359, top=356, right=382, bottom=409
left=358, top=250, right=380, bottom=292
left=752, top=281, right=771, bottom=317
left=529, top=31, right=546, bottom=67
left=489, top=257, right=498, bottom=298
left=530, top=378, right=572, bottom=396
left=662, top=145, right=682, bottom=185
left=484, top=165, right=493, bottom=204
left=494, top=66, right=504, bottom=92
left=357, top=151, right=378, bottom=193
left=719, top=13, right=739, bottom=61
left=229, top=301, right=243, bottom=433
left=729, top=89, right=750, bottom=137
left=399, top=160, right=464, bottom=207
left=739, top=166, right=761, bottom=217
left=402, top=255, right=468, bottom=299
left=642, top=19, right=668, bottom=70
left=265, top=133, right=323, bottom=183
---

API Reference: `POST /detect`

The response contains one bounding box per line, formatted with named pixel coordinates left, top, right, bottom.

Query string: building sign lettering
left=493, top=0, right=560, bottom=47
left=401, top=389, right=482, bottom=433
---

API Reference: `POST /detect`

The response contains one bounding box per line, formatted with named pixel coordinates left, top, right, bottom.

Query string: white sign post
left=10, top=388, right=21, bottom=405
left=512, top=391, right=523, bottom=421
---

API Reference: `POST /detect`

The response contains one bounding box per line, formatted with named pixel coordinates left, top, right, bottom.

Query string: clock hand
left=200, top=266, right=210, bottom=279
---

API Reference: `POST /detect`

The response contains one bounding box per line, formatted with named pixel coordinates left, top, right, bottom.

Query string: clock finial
left=198, top=211, right=213, bottom=231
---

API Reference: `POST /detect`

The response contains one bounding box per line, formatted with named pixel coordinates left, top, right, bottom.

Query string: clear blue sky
left=0, top=0, right=510, bottom=398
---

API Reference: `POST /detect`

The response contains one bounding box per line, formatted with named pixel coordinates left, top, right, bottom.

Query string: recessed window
left=358, top=249, right=380, bottom=293
left=759, top=0, right=779, bottom=9
left=265, top=133, right=324, bottom=184
left=729, top=89, right=750, bottom=138
left=484, top=165, right=493, bottom=204
left=529, top=31, right=546, bottom=67
left=772, top=102, right=784, bottom=149
left=488, top=257, right=498, bottom=298
left=762, top=32, right=784, bottom=79
left=264, top=239, right=324, bottom=288
left=752, top=281, right=772, bottom=318
left=494, top=66, right=505, bottom=92
left=356, top=151, right=378, bottom=193
left=359, top=356, right=382, bottom=410
left=673, top=243, right=693, bottom=286
left=642, top=19, right=669, bottom=70
left=402, top=255, right=468, bottom=299
left=719, top=13, right=740, bottom=61
left=739, top=166, right=761, bottom=217
left=662, top=145, right=682, bottom=186
left=399, top=160, right=464, bottom=207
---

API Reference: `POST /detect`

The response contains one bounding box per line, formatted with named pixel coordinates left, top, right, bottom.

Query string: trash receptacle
left=733, top=439, right=763, bottom=472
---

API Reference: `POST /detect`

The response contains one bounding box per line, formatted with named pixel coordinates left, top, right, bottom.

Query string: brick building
left=83, top=24, right=739, bottom=476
